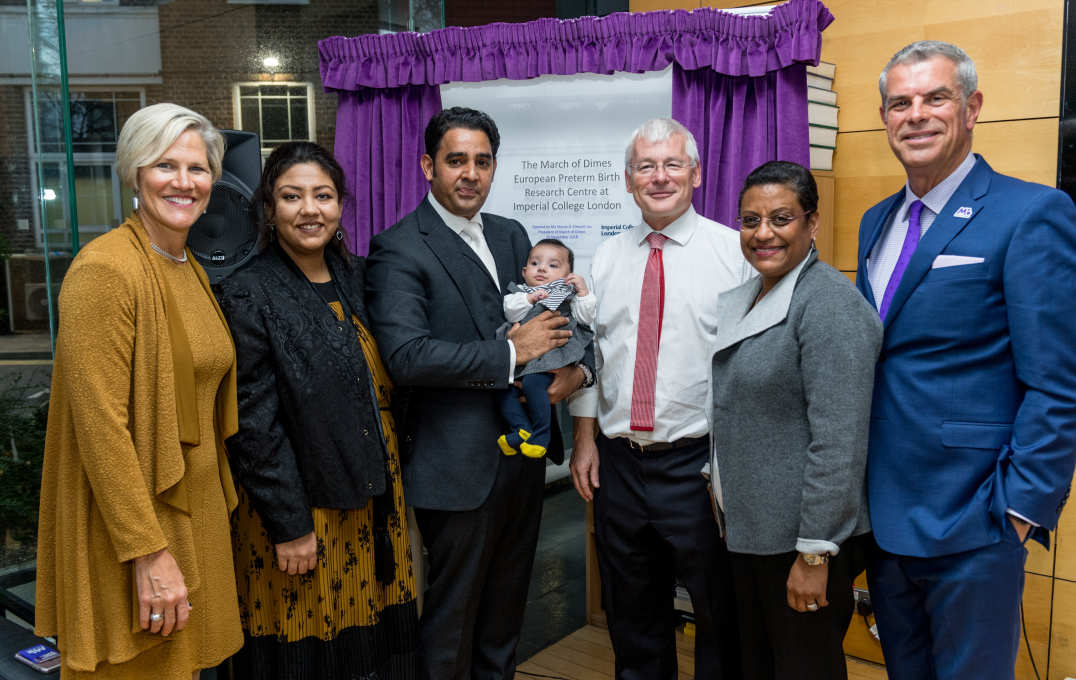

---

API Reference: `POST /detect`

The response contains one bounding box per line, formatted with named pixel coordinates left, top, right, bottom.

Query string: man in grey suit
left=366, top=107, right=589, bottom=680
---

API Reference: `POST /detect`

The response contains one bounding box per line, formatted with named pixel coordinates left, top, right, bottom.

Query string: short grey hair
left=624, top=118, right=700, bottom=174
left=879, top=41, right=978, bottom=108
left=116, top=103, right=224, bottom=192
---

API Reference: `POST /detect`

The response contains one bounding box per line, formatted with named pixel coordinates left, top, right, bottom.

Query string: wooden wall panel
left=700, top=0, right=766, bottom=7
left=831, top=129, right=902, bottom=271
left=1026, top=537, right=1055, bottom=579
left=813, top=170, right=836, bottom=267
left=844, top=573, right=885, bottom=664
left=629, top=0, right=699, bottom=9
left=832, top=117, right=1059, bottom=271
left=1050, top=578, right=1076, bottom=679
left=1054, top=501, right=1076, bottom=582
left=1017, top=573, right=1053, bottom=680
left=821, top=0, right=1062, bottom=133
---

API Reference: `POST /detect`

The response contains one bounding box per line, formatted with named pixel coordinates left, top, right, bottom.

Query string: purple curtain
left=333, top=84, right=442, bottom=254
left=674, top=63, right=809, bottom=228
left=319, top=0, right=833, bottom=251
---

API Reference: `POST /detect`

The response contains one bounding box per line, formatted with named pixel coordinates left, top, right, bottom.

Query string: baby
left=497, top=239, right=596, bottom=458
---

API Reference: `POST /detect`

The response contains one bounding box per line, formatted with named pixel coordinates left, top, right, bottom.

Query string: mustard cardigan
left=34, top=214, right=239, bottom=670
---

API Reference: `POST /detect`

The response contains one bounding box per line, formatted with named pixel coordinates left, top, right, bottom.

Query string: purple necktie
left=879, top=200, right=924, bottom=320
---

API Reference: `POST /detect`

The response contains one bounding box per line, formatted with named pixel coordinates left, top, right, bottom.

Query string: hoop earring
left=335, top=230, right=344, bottom=241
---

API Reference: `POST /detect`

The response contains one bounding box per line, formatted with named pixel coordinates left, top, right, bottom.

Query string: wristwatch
left=800, top=552, right=829, bottom=566
left=578, top=363, right=596, bottom=388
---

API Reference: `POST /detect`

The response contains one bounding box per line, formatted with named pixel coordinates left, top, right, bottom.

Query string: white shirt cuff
left=567, top=385, right=599, bottom=417
left=1006, top=509, right=1040, bottom=527
left=796, top=538, right=840, bottom=556
left=506, top=339, right=516, bottom=384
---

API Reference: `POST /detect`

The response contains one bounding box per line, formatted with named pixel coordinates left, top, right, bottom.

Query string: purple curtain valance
left=319, top=0, right=833, bottom=92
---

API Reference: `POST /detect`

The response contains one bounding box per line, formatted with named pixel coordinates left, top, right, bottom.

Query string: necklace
left=150, top=242, right=188, bottom=264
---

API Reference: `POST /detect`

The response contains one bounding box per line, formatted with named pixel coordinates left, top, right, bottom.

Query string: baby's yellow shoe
left=497, top=434, right=518, bottom=455
left=520, top=442, right=547, bottom=459
left=498, top=429, right=532, bottom=456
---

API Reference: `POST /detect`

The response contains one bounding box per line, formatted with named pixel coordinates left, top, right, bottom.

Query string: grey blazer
left=710, top=250, right=882, bottom=555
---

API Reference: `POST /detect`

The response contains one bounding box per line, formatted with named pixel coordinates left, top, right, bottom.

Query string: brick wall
left=0, top=87, right=38, bottom=254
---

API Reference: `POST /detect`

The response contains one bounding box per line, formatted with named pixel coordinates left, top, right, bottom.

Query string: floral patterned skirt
left=228, top=487, right=419, bottom=679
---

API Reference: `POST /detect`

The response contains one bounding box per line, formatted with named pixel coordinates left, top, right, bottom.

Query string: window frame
left=232, top=81, right=317, bottom=155
left=23, top=86, right=145, bottom=250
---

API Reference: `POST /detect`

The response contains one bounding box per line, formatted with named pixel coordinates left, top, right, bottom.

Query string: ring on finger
left=806, top=602, right=819, bottom=611
left=149, top=612, right=164, bottom=622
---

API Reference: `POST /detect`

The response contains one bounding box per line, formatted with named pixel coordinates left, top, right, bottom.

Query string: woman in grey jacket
left=710, top=161, right=882, bottom=680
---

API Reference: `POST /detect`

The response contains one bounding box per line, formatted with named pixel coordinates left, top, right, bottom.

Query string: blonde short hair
left=116, top=103, right=224, bottom=192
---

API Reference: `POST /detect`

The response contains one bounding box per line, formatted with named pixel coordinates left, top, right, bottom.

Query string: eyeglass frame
left=736, top=211, right=814, bottom=229
left=627, top=159, right=697, bottom=177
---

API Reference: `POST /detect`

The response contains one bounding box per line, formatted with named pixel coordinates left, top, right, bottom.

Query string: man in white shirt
left=569, top=117, right=750, bottom=679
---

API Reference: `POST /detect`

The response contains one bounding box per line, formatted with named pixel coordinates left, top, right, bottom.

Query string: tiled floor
left=517, top=482, right=589, bottom=662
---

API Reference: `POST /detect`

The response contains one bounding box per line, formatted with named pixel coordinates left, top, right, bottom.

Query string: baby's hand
left=526, top=289, right=550, bottom=304
left=565, top=273, right=589, bottom=297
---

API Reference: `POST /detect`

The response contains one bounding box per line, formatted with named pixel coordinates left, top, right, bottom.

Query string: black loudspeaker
left=188, top=130, right=263, bottom=283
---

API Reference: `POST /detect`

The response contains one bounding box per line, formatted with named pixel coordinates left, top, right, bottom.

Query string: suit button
left=363, top=428, right=370, bottom=436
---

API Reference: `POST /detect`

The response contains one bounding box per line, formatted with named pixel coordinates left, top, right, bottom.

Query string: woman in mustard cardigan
left=35, top=103, right=243, bottom=679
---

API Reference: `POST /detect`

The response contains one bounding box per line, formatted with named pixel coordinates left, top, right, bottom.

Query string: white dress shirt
left=867, top=152, right=976, bottom=308
left=569, top=207, right=752, bottom=444
left=426, top=192, right=516, bottom=380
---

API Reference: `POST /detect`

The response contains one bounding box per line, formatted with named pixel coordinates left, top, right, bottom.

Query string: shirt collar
left=427, top=192, right=484, bottom=236
left=900, top=152, right=976, bottom=220
left=633, top=205, right=697, bottom=247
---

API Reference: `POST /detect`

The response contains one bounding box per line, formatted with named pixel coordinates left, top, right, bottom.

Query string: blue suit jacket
left=857, top=155, right=1076, bottom=557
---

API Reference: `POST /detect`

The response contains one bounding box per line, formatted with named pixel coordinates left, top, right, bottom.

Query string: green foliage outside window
left=0, top=377, right=49, bottom=563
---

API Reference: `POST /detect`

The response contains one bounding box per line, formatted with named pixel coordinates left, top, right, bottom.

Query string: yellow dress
left=228, top=290, right=418, bottom=679
left=65, top=257, right=242, bottom=678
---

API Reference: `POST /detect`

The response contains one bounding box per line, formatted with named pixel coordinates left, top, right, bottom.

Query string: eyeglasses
left=629, top=160, right=694, bottom=177
left=736, top=211, right=813, bottom=229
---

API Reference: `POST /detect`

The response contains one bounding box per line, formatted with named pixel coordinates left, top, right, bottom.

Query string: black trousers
left=729, top=534, right=869, bottom=680
left=414, top=453, right=546, bottom=680
left=593, top=434, right=740, bottom=680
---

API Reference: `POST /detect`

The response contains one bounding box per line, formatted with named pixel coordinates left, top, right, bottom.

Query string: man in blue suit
left=857, top=40, right=1076, bottom=679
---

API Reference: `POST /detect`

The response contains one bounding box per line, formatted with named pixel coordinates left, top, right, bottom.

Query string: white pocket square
left=932, top=254, right=985, bottom=269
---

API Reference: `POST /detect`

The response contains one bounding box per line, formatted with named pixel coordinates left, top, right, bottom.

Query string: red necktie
left=630, top=231, right=668, bottom=431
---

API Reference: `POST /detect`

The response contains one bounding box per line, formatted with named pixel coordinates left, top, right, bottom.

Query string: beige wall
left=627, top=0, right=1072, bottom=677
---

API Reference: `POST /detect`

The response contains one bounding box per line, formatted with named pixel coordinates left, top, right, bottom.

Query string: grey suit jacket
left=366, top=197, right=551, bottom=510
left=710, top=251, right=882, bottom=555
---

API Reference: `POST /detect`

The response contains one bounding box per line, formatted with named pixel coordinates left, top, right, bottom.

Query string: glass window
left=234, top=82, right=316, bottom=153
left=25, top=88, right=144, bottom=249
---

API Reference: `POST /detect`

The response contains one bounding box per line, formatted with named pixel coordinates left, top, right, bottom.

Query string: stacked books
left=807, top=61, right=837, bottom=171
